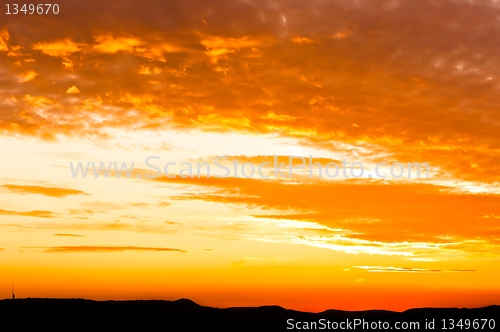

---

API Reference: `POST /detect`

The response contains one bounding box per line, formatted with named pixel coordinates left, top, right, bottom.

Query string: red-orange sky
left=1, top=0, right=499, bottom=312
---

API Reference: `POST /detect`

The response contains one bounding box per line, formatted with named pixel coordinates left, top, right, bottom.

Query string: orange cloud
left=54, top=233, right=87, bottom=237
left=93, top=35, right=142, bottom=53
left=3, top=184, right=87, bottom=197
left=39, top=246, right=186, bottom=253
left=290, top=37, right=317, bottom=44
left=93, top=34, right=179, bottom=61
left=353, top=266, right=477, bottom=273
left=150, top=175, right=500, bottom=257
left=0, top=209, right=56, bottom=218
left=66, top=85, right=80, bottom=94
left=20, top=71, right=37, bottom=82
left=0, top=29, right=10, bottom=51
left=24, top=94, right=56, bottom=107
left=1, top=0, right=499, bottom=187
left=200, top=35, right=265, bottom=62
left=33, top=39, right=80, bottom=57
left=259, top=112, right=296, bottom=122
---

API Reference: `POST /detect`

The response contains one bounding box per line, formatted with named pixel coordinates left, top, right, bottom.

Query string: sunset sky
left=1, top=0, right=500, bottom=312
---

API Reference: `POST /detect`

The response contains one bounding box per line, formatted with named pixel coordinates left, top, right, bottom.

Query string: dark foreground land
left=1, top=298, right=498, bottom=330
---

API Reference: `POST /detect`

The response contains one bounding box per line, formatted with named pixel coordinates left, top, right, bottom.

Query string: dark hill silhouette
left=1, top=298, right=498, bottom=330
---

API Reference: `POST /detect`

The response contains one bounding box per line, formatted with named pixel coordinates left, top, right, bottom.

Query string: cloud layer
left=1, top=0, right=500, bottom=183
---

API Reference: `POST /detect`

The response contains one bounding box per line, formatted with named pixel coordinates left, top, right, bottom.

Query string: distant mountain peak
left=172, top=298, right=201, bottom=307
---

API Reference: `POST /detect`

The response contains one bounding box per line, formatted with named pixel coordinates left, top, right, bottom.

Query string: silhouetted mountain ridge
left=1, top=298, right=498, bottom=330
